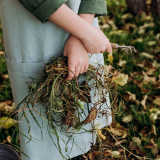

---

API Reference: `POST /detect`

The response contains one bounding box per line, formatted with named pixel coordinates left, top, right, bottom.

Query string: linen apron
left=0, top=0, right=112, bottom=159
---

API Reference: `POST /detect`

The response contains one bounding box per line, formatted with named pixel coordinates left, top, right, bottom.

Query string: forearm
left=48, top=4, right=92, bottom=40
left=78, top=13, right=95, bottom=24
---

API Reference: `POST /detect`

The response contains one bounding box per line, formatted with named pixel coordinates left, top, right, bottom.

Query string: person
left=0, top=0, right=112, bottom=159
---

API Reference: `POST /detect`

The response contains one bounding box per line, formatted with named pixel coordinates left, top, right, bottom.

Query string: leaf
left=147, top=41, right=157, bottom=46
left=88, top=151, right=100, bottom=160
left=108, top=53, right=113, bottom=63
left=0, top=102, right=15, bottom=115
left=153, top=98, right=160, bottom=106
left=103, top=150, right=111, bottom=157
left=112, top=73, right=128, bottom=86
left=122, top=114, right=132, bottom=123
left=132, top=137, right=141, bottom=146
left=118, top=60, right=127, bottom=66
left=107, top=126, right=127, bottom=139
left=122, top=91, right=136, bottom=102
left=84, top=107, right=98, bottom=124
left=144, top=143, right=155, bottom=149
left=111, top=151, right=120, bottom=158
left=149, top=113, right=157, bottom=124
left=7, top=136, right=11, bottom=143
left=97, top=129, right=106, bottom=140
left=0, top=117, right=17, bottom=129
left=140, top=95, right=148, bottom=110
left=152, top=144, right=159, bottom=154
left=141, top=52, right=154, bottom=59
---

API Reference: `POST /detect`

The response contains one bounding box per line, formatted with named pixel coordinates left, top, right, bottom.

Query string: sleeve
left=78, top=0, right=107, bottom=17
left=18, top=0, right=67, bottom=23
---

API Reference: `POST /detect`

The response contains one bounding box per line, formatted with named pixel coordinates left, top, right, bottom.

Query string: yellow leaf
left=97, top=129, right=106, bottom=140
left=0, top=117, right=17, bottom=129
left=108, top=53, right=113, bottom=63
left=112, top=73, right=128, bottom=86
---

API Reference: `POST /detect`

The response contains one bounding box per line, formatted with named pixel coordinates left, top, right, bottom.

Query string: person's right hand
left=80, top=26, right=112, bottom=54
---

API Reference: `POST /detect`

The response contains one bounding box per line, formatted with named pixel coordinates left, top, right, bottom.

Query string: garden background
left=0, top=0, right=160, bottom=159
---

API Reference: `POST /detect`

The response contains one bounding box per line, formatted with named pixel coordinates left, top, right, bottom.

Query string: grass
left=0, top=0, right=160, bottom=159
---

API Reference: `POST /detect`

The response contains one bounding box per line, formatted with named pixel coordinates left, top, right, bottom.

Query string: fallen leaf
left=112, top=73, right=128, bottom=86
left=140, top=95, right=148, bottom=110
left=97, top=129, right=106, bottom=140
left=0, top=102, right=15, bottom=115
left=103, top=150, right=111, bottom=157
left=151, top=125, right=156, bottom=135
left=118, top=60, right=127, bottom=66
left=7, top=136, right=11, bottom=143
left=107, top=126, right=127, bottom=139
left=149, top=113, right=157, bottom=124
left=84, top=107, right=98, bottom=124
left=108, top=53, right=113, bottom=63
left=141, top=52, right=154, bottom=59
left=88, top=151, right=100, bottom=160
left=152, top=144, right=159, bottom=154
left=132, top=137, right=141, bottom=146
left=0, top=117, right=17, bottom=129
left=147, top=41, right=157, bottom=46
left=122, top=114, right=133, bottom=123
left=153, top=98, right=160, bottom=106
left=0, top=51, right=4, bottom=56
left=111, top=151, right=120, bottom=158
left=144, top=143, right=155, bottom=149
left=122, top=91, right=136, bottom=103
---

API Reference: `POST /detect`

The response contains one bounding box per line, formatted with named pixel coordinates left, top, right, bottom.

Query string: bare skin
left=48, top=4, right=112, bottom=80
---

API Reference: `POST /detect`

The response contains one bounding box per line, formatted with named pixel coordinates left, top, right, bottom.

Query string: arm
left=64, top=13, right=95, bottom=80
left=48, top=4, right=112, bottom=54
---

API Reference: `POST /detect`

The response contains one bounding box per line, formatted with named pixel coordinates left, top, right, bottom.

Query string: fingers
left=65, top=63, right=75, bottom=81
left=105, top=41, right=112, bottom=54
left=65, top=61, right=89, bottom=81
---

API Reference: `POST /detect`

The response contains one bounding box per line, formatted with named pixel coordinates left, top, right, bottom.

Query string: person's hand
left=80, top=26, right=112, bottom=54
left=63, top=35, right=89, bottom=81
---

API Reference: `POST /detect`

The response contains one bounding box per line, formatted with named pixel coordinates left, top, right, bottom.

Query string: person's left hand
left=63, top=35, right=89, bottom=81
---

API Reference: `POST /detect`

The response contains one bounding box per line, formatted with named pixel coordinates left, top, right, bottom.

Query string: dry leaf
left=144, top=143, right=155, bottom=149
left=152, top=144, right=159, bottom=154
left=112, top=73, right=128, bottom=86
left=132, top=137, right=141, bottom=146
left=122, top=91, right=136, bottom=103
left=140, top=95, right=148, bottom=110
left=122, top=114, right=133, bottom=123
left=84, top=107, right=98, bottom=124
left=153, top=98, right=160, bottom=106
left=88, top=151, right=100, bottom=160
left=141, top=52, right=154, bottom=59
left=149, top=113, right=157, bottom=124
left=118, top=60, right=127, bottom=66
left=107, top=126, right=127, bottom=139
left=7, top=136, right=11, bottom=143
left=0, top=51, right=4, bottom=56
left=103, top=150, right=111, bottom=157
left=0, top=102, right=15, bottom=115
left=151, top=125, right=156, bottom=135
left=97, top=129, right=106, bottom=140
left=108, top=53, right=113, bottom=63
left=111, top=151, right=120, bottom=158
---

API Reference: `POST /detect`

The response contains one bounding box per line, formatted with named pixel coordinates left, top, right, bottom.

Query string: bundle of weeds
left=2, top=56, right=128, bottom=158
left=15, top=57, right=127, bottom=132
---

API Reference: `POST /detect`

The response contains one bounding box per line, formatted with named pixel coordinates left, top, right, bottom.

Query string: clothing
left=0, top=0, right=112, bottom=160
left=18, top=0, right=107, bottom=23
